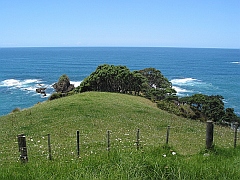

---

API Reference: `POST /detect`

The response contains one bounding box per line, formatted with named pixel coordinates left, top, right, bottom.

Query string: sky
left=0, top=0, right=239, bottom=48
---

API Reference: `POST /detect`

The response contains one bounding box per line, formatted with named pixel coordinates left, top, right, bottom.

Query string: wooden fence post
left=48, top=134, right=52, bottom=160
left=76, top=130, right=80, bottom=157
left=17, top=134, right=28, bottom=163
left=136, top=128, right=140, bottom=150
left=166, top=125, right=170, bottom=144
left=206, top=121, right=214, bottom=149
left=107, top=130, right=110, bottom=151
left=234, top=122, right=239, bottom=148
left=17, top=134, right=24, bottom=152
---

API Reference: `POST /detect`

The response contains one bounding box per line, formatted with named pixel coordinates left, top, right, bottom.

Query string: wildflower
left=163, top=154, right=167, bottom=157
left=172, top=152, right=176, bottom=155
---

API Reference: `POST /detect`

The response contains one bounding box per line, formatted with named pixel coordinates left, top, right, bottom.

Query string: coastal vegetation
left=1, top=64, right=239, bottom=179
left=0, top=92, right=240, bottom=179
left=58, top=64, right=239, bottom=124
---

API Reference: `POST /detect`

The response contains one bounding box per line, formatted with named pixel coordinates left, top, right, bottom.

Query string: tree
left=202, top=95, right=225, bottom=122
left=79, top=64, right=147, bottom=94
left=222, top=108, right=239, bottom=123
left=188, top=94, right=207, bottom=111
left=137, top=68, right=176, bottom=101
left=137, top=68, right=171, bottom=88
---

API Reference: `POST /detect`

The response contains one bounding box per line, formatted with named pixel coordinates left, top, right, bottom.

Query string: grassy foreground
left=0, top=92, right=239, bottom=179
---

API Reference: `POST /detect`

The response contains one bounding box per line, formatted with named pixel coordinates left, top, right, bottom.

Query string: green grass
left=0, top=92, right=239, bottom=179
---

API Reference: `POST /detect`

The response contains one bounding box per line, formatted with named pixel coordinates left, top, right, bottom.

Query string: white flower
left=163, top=154, right=167, bottom=157
left=172, top=152, right=176, bottom=155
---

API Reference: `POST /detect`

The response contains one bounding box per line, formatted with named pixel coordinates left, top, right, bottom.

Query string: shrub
left=48, top=93, right=62, bottom=101
left=157, top=101, right=182, bottom=116
left=58, top=74, right=70, bottom=83
left=11, top=107, right=21, bottom=113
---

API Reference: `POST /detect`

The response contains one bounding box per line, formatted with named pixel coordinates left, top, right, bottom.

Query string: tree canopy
left=137, top=67, right=171, bottom=89
left=78, top=64, right=146, bottom=94
left=178, top=94, right=240, bottom=123
left=78, top=64, right=176, bottom=101
left=60, top=64, right=239, bottom=124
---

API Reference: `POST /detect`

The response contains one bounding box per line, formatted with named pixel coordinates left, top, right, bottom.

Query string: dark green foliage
left=202, top=95, right=225, bottom=122
left=137, top=67, right=172, bottom=89
left=177, top=94, right=239, bottom=123
left=60, top=64, right=239, bottom=123
left=137, top=67, right=177, bottom=101
left=48, top=92, right=62, bottom=100
left=79, top=65, right=176, bottom=104
left=222, top=108, right=240, bottom=123
left=79, top=64, right=147, bottom=94
left=157, top=100, right=182, bottom=116
left=49, top=91, right=76, bottom=101
left=58, top=74, right=70, bottom=83
left=11, top=107, right=21, bottom=113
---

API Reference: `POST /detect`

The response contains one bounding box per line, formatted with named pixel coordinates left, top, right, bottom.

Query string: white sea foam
left=41, top=93, right=51, bottom=98
left=22, top=79, right=41, bottom=84
left=170, top=78, right=204, bottom=96
left=1, top=79, right=42, bottom=87
left=0, top=78, right=82, bottom=99
left=231, top=62, right=240, bottom=64
left=170, top=78, right=198, bottom=85
left=172, top=86, right=192, bottom=96
left=71, top=81, right=82, bottom=87
left=0, top=78, right=52, bottom=98
left=172, top=86, right=190, bottom=93
left=1, top=79, right=22, bottom=87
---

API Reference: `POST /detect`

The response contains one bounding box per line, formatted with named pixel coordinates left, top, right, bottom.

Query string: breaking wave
left=170, top=77, right=215, bottom=96
left=0, top=79, right=82, bottom=98
left=70, top=81, right=82, bottom=88
left=170, top=78, right=200, bottom=86
left=0, top=79, right=53, bottom=98
left=231, top=62, right=240, bottom=64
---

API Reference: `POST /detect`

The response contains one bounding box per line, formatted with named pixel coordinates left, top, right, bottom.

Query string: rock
left=36, top=87, right=47, bottom=94
left=53, top=74, right=75, bottom=93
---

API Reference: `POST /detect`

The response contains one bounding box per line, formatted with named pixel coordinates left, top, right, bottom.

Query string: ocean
left=0, top=47, right=239, bottom=116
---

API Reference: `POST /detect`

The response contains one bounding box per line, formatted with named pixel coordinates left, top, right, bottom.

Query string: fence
left=0, top=122, right=239, bottom=165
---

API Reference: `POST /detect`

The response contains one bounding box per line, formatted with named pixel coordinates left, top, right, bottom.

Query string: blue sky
left=0, top=0, right=239, bottom=48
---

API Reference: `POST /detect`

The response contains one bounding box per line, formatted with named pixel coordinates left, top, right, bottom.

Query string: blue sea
left=0, top=47, right=239, bottom=116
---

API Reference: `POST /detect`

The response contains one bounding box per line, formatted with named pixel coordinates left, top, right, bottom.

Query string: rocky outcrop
left=36, top=87, right=47, bottom=96
left=53, top=74, right=74, bottom=93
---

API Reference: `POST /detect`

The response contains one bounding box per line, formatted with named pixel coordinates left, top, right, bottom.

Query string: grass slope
left=0, top=92, right=239, bottom=179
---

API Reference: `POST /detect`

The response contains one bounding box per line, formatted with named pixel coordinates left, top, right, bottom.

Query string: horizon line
left=0, top=46, right=239, bottom=50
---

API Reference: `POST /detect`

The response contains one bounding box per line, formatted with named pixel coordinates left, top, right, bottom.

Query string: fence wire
left=0, top=125, right=239, bottom=165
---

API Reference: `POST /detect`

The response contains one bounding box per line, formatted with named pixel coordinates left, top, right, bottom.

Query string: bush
left=157, top=101, right=182, bottom=116
left=11, top=107, right=21, bottom=113
left=58, top=74, right=70, bottom=83
left=48, top=93, right=62, bottom=101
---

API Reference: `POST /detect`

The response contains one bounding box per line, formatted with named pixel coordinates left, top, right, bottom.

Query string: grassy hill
left=0, top=92, right=239, bottom=179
